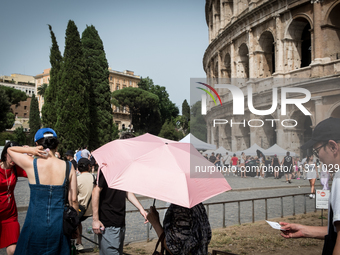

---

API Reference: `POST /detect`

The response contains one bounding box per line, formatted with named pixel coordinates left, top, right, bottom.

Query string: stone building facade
left=34, top=68, right=140, bottom=130
left=203, top=0, right=340, bottom=156
left=108, top=68, right=141, bottom=130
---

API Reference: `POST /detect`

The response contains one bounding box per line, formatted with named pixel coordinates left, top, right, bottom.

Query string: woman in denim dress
left=8, top=128, right=78, bottom=255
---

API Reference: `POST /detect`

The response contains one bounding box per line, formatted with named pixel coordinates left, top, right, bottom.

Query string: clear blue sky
left=0, top=0, right=208, bottom=112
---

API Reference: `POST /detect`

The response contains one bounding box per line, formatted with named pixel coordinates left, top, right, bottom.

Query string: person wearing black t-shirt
left=92, top=133, right=148, bottom=255
left=92, top=171, right=148, bottom=255
left=281, top=151, right=294, bottom=183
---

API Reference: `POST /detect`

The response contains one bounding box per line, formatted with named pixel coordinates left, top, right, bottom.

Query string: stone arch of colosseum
left=203, top=0, right=340, bottom=156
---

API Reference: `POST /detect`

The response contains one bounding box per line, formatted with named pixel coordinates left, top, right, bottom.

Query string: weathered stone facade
left=204, top=0, right=340, bottom=157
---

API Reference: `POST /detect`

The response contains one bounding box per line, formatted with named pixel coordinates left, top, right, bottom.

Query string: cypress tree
left=182, top=99, right=190, bottom=121
left=29, top=94, right=41, bottom=145
left=82, top=25, right=113, bottom=149
left=55, top=20, right=90, bottom=153
left=42, top=25, right=63, bottom=128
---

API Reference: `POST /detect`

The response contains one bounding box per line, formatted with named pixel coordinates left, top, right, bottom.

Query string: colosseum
left=203, top=0, right=340, bottom=156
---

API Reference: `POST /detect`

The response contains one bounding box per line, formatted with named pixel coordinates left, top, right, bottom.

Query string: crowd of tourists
left=0, top=128, right=211, bottom=255
left=1, top=117, right=340, bottom=254
left=203, top=149, right=332, bottom=198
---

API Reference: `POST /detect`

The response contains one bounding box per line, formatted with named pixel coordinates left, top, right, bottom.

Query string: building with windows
left=0, top=73, right=35, bottom=97
left=204, top=0, right=340, bottom=156
left=34, top=68, right=51, bottom=113
left=108, top=68, right=141, bottom=130
left=34, top=68, right=140, bottom=130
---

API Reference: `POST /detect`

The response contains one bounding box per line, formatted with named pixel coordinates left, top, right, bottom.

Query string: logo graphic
left=198, top=83, right=311, bottom=116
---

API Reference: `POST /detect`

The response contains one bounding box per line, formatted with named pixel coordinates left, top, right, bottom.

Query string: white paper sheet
left=266, top=220, right=283, bottom=230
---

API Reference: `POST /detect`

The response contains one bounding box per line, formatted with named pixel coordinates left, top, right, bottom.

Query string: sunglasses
left=312, top=142, right=328, bottom=158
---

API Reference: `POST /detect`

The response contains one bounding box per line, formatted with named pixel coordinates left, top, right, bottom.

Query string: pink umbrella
left=92, top=133, right=231, bottom=208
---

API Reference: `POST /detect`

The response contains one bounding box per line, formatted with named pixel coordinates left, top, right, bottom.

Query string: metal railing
left=16, top=192, right=317, bottom=244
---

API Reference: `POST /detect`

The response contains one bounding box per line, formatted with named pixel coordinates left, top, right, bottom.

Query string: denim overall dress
left=14, top=158, right=71, bottom=255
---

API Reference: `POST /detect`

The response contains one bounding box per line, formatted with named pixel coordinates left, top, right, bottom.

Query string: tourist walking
left=305, top=155, right=317, bottom=198
left=147, top=203, right=211, bottom=255
left=240, top=152, right=246, bottom=178
left=92, top=133, right=148, bottom=255
left=76, top=158, right=95, bottom=250
left=271, top=154, right=280, bottom=179
left=0, top=142, right=27, bottom=255
left=231, top=154, right=239, bottom=176
left=8, top=128, right=78, bottom=255
left=281, top=152, right=294, bottom=183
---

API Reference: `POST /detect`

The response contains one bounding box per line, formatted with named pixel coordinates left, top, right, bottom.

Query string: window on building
left=116, top=86, right=119, bottom=90
left=122, top=124, right=125, bottom=130
left=24, top=106, right=27, bottom=110
left=110, top=76, right=112, bottom=81
left=129, top=81, right=132, bottom=86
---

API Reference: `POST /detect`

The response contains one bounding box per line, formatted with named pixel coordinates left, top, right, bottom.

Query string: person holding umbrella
left=92, top=133, right=148, bottom=255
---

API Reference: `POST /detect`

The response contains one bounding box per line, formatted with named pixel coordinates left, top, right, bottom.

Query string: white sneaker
left=76, top=243, right=84, bottom=250
left=309, top=194, right=313, bottom=199
left=259, top=176, right=264, bottom=179
left=313, top=194, right=315, bottom=199
left=254, top=176, right=259, bottom=178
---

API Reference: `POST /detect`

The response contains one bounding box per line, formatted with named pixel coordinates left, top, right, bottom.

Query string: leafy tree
left=42, top=25, right=63, bottom=128
left=37, top=83, right=48, bottom=97
left=82, top=25, right=113, bottom=149
left=111, top=87, right=161, bottom=134
left=0, top=86, right=27, bottom=105
left=182, top=99, right=190, bottom=121
left=190, top=101, right=207, bottom=142
left=138, top=77, right=179, bottom=126
left=55, top=20, right=90, bottom=153
left=0, top=132, right=16, bottom=146
left=14, top=126, right=27, bottom=145
left=29, top=94, right=41, bottom=145
left=0, top=86, right=25, bottom=132
left=174, top=115, right=189, bottom=136
left=158, top=119, right=183, bottom=141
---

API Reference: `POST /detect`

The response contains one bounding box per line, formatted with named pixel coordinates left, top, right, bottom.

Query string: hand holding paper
left=266, top=220, right=283, bottom=230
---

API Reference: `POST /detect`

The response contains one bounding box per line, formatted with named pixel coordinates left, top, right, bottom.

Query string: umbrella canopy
left=256, top=149, right=266, bottom=159
left=92, top=133, right=231, bottom=208
left=264, top=144, right=296, bottom=157
left=179, top=133, right=216, bottom=150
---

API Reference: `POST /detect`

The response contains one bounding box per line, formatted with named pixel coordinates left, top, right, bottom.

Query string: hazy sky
left=0, top=0, right=208, bottom=111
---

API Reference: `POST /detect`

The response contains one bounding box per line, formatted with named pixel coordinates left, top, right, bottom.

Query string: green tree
left=182, top=99, right=190, bottom=121
left=0, top=86, right=26, bottom=132
left=42, top=25, right=63, bottom=128
left=82, top=25, right=113, bottom=149
left=29, top=94, right=41, bottom=145
left=158, top=119, right=183, bottom=141
left=55, top=20, right=90, bottom=153
left=0, top=132, right=16, bottom=146
left=138, top=77, right=179, bottom=127
left=190, top=101, right=207, bottom=142
left=111, top=87, right=161, bottom=134
left=0, top=86, right=27, bottom=105
left=37, top=83, right=48, bottom=97
left=14, top=126, right=27, bottom=145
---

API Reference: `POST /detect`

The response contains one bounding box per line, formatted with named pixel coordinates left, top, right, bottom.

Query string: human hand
left=280, top=222, right=305, bottom=238
left=147, top=206, right=160, bottom=226
left=140, top=208, right=149, bottom=224
left=32, top=146, right=48, bottom=158
left=92, top=219, right=105, bottom=235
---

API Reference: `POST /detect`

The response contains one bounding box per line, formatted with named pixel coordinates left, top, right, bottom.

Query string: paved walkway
left=0, top=175, right=328, bottom=254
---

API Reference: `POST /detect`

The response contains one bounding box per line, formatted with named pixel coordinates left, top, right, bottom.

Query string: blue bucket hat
left=34, top=128, right=57, bottom=142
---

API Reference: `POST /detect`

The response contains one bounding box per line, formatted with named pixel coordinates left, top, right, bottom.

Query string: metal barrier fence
left=125, top=192, right=317, bottom=242
left=16, top=192, right=318, bottom=245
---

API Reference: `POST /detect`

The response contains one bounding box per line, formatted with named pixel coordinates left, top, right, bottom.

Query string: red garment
left=231, top=156, right=239, bottom=166
left=0, top=164, right=27, bottom=248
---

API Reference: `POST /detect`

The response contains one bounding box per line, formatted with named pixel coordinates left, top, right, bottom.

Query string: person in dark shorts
left=271, top=154, right=280, bottom=179
left=281, top=151, right=294, bottom=183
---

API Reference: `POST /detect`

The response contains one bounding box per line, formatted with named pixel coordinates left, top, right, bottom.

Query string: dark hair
left=120, top=132, right=135, bottom=140
left=1, top=141, right=19, bottom=180
left=307, top=154, right=313, bottom=162
left=36, top=133, right=59, bottom=150
left=1, top=141, right=19, bottom=162
left=78, top=162, right=90, bottom=173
